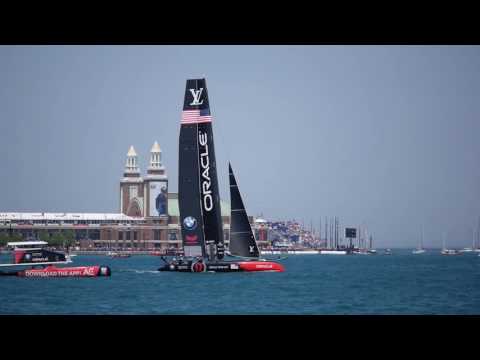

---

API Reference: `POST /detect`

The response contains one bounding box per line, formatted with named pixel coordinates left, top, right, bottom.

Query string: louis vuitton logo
left=189, top=88, right=204, bottom=106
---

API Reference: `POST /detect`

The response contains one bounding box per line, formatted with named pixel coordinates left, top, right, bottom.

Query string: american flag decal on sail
left=181, top=108, right=212, bottom=124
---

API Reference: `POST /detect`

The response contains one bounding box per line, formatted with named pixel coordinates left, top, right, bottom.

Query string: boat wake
left=121, top=269, right=161, bottom=274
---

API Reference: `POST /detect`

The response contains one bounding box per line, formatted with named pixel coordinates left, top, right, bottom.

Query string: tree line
left=0, top=230, right=76, bottom=248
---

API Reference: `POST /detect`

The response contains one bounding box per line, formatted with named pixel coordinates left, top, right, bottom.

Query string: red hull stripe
left=238, top=261, right=284, bottom=272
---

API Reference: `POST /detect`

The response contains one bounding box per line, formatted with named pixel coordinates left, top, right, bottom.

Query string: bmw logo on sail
left=183, top=216, right=197, bottom=230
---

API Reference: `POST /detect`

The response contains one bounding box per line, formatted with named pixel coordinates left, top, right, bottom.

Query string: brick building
left=0, top=143, right=267, bottom=250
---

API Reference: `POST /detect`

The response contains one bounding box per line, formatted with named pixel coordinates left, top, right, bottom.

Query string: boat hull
left=158, top=260, right=284, bottom=273
left=260, top=250, right=318, bottom=255
left=441, top=251, right=461, bottom=255
left=412, top=250, right=426, bottom=254
left=320, top=250, right=349, bottom=255
left=4, top=265, right=112, bottom=277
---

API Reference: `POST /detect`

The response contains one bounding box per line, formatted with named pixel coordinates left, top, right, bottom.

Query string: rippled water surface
left=1, top=250, right=479, bottom=314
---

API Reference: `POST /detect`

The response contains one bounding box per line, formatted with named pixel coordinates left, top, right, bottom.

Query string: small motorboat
left=352, top=249, right=369, bottom=255
left=384, top=249, right=392, bottom=255
left=0, top=241, right=111, bottom=277
left=441, top=249, right=461, bottom=255
left=412, top=249, right=426, bottom=254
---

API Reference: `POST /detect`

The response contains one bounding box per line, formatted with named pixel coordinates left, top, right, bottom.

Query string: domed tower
left=144, top=141, right=168, bottom=218
left=120, top=146, right=144, bottom=217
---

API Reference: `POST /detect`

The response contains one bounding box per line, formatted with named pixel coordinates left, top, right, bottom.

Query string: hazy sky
left=1, top=45, right=479, bottom=248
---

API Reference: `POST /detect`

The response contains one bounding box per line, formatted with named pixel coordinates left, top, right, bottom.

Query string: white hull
left=260, top=251, right=284, bottom=255
left=319, top=250, right=348, bottom=255
left=260, top=250, right=319, bottom=255
left=412, top=249, right=426, bottom=254
left=289, top=250, right=319, bottom=255
left=441, top=250, right=460, bottom=255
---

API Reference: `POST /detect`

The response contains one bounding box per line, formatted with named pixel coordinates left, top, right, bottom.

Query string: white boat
left=384, top=248, right=392, bottom=255
left=412, top=249, right=426, bottom=254
left=460, top=228, right=477, bottom=253
left=441, top=233, right=460, bottom=255
left=289, top=250, right=319, bottom=255
left=352, top=249, right=369, bottom=255
left=441, top=249, right=460, bottom=255
left=260, top=249, right=319, bottom=255
left=319, top=250, right=348, bottom=255
left=0, top=241, right=73, bottom=273
left=412, top=226, right=426, bottom=254
left=353, top=247, right=377, bottom=255
left=260, top=250, right=285, bottom=255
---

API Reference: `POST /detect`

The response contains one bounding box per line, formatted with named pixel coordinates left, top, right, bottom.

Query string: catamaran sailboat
left=158, top=78, right=284, bottom=273
left=0, top=241, right=111, bottom=277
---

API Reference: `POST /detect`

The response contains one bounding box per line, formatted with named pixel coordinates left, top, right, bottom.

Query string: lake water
left=1, top=250, right=479, bottom=314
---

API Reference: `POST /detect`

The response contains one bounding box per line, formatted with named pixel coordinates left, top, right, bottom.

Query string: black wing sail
left=228, top=163, right=260, bottom=258
left=179, top=79, right=224, bottom=259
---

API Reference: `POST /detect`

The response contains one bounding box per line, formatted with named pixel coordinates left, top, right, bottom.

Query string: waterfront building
left=0, top=143, right=268, bottom=250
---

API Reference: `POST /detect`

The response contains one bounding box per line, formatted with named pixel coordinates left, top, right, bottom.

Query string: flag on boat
left=181, top=108, right=212, bottom=124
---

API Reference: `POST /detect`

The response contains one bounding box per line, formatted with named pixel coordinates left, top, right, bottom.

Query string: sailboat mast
left=477, top=216, right=480, bottom=250
left=472, top=226, right=475, bottom=249
left=357, top=225, right=360, bottom=249
left=333, top=217, right=335, bottom=248
left=330, top=217, right=333, bottom=249
left=333, top=217, right=336, bottom=249
left=319, top=217, right=322, bottom=246
left=421, top=225, right=424, bottom=250
left=337, top=217, right=339, bottom=248
left=178, top=78, right=224, bottom=260
left=336, top=217, right=339, bottom=249
left=310, top=219, right=315, bottom=243
left=337, top=217, right=339, bottom=249
left=326, top=217, right=329, bottom=248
